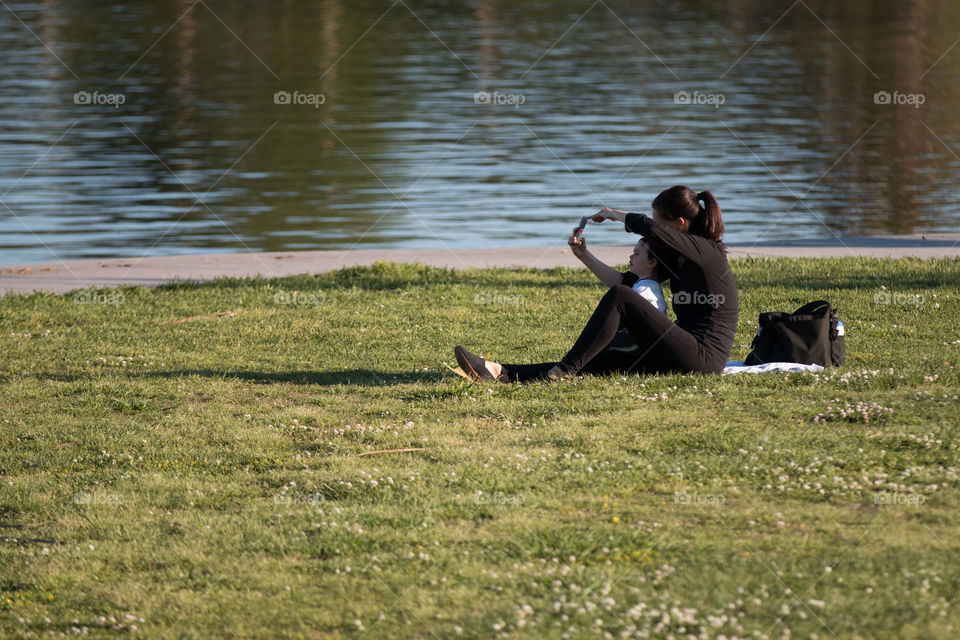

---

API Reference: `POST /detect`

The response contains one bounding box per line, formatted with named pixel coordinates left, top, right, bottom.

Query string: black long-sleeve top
left=625, top=213, right=739, bottom=364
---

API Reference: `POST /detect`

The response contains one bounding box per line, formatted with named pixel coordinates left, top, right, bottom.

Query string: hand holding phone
left=569, top=216, right=588, bottom=258
left=572, top=216, right=588, bottom=239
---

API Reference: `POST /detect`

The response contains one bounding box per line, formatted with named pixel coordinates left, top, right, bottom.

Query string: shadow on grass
left=139, top=369, right=447, bottom=386
left=146, top=262, right=958, bottom=297
left=151, top=263, right=608, bottom=294
left=17, top=369, right=450, bottom=386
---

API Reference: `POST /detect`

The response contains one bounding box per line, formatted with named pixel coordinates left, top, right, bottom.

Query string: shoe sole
left=454, top=346, right=488, bottom=381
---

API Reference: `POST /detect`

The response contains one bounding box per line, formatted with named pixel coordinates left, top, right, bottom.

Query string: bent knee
left=611, top=284, right=636, bottom=298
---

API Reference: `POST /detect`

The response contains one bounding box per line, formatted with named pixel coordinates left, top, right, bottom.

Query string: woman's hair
left=651, top=185, right=724, bottom=242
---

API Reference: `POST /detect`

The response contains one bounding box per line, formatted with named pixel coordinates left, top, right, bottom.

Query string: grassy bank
left=1, top=257, right=959, bottom=639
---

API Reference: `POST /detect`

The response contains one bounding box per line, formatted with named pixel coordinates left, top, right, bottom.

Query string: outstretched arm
left=592, top=207, right=716, bottom=267
left=568, top=236, right=621, bottom=287
left=624, top=213, right=713, bottom=267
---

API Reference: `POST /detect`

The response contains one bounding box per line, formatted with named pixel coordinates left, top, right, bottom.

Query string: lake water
left=2, top=0, right=960, bottom=264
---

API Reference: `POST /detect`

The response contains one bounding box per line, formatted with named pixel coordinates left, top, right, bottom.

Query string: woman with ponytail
left=454, top=186, right=739, bottom=382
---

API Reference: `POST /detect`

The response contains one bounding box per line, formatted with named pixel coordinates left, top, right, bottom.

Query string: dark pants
left=501, top=285, right=723, bottom=382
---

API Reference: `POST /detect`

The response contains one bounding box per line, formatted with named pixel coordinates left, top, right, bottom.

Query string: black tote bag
left=745, top=300, right=845, bottom=367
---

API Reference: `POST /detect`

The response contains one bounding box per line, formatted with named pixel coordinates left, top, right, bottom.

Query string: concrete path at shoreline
left=2, top=234, right=959, bottom=296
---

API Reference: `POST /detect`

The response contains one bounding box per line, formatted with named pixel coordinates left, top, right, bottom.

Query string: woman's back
left=628, top=212, right=739, bottom=366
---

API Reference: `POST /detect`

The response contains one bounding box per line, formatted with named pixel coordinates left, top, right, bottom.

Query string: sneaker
left=453, top=345, right=502, bottom=382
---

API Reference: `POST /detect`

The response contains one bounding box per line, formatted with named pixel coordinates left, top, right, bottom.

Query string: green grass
left=1, top=257, right=959, bottom=639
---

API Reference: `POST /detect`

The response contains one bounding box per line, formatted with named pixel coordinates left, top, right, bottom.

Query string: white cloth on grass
left=722, top=360, right=824, bottom=375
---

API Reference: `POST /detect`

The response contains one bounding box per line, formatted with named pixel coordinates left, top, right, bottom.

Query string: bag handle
left=792, top=300, right=831, bottom=316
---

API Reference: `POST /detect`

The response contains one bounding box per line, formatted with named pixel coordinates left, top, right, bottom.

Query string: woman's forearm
left=579, top=250, right=621, bottom=287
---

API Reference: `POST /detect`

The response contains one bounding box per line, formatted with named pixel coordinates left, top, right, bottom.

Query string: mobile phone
left=572, top=216, right=588, bottom=239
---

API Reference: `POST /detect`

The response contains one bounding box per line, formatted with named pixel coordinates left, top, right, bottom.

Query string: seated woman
left=454, top=185, right=739, bottom=382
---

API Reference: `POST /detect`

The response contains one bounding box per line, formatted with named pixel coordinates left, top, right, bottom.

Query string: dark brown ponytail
left=651, top=185, right=724, bottom=243
left=694, top=190, right=723, bottom=242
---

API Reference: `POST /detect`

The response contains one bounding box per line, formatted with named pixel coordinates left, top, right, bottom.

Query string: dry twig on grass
left=357, top=447, right=426, bottom=457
